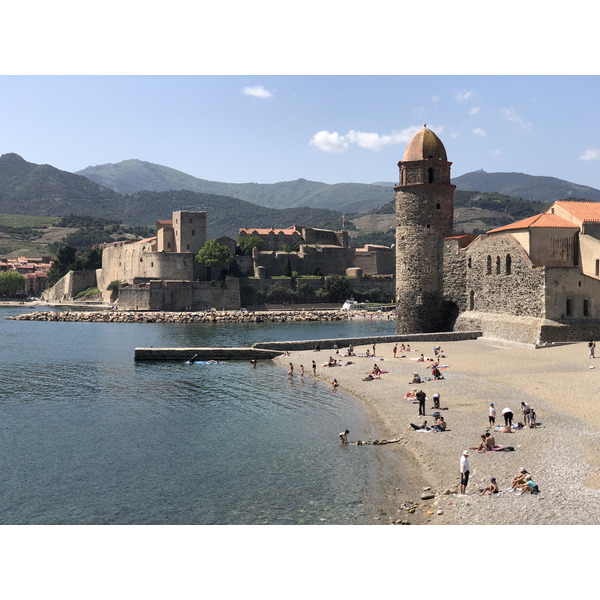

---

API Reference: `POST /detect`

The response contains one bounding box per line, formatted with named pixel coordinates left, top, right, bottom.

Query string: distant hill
left=0, top=154, right=348, bottom=242
left=452, top=169, right=600, bottom=203
left=76, top=159, right=394, bottom=214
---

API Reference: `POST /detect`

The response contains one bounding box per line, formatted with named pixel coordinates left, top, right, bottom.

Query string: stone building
left=243, top=225, right=395, bottom=278
left=395, top=125, right=600, bottom=344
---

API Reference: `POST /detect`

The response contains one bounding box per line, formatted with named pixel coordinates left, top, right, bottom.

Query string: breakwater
left=5, top=309, right=350, bottom=323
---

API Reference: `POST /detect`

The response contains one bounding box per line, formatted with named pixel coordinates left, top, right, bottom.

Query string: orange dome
left=403, top=126, right=447, bottom=162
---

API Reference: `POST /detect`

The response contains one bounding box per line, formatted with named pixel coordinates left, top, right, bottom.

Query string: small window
left=151, top=262, right=154, bottom=268
left=469, top=290, right=475, bottom=310
left=486, top=255, right=492, bottom=275
left=468, top=257, right=472, bottom=269
left=596, top=259, right=599, bottom=277
left=167, top=242, right=172, bottom=248
left=506, top=255, right=512, bottom=275
left=566, top=298, right=573, bottom=316
left=436, top=203, right=441, bottom=210
left=191, top=229, right=195, bottom=236
left=496, top=256, right=501, bottom=274
left=186, top=244, right=191, bottom=250
left=189, top=218, right=193, bottom=224
left=428, top=168, right=434, bottom=183
left=584, top=299, right=590, bottom=317
left=426, top=224, right=431, bottom=229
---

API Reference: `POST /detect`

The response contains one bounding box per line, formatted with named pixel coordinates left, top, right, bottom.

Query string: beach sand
left=282, top=338, right=600, bottom=525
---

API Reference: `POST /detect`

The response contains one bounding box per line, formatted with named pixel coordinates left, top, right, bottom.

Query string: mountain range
left=2, top=153, right=600, bottom=252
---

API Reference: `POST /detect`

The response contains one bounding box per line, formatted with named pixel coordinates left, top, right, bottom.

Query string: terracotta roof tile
left=487, top=213, right=578, bottom=234
left=554, top=200, right=600, bottom=222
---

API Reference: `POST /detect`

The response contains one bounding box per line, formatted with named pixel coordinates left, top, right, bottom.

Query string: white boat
left=341, top=299, right=366, bottom=311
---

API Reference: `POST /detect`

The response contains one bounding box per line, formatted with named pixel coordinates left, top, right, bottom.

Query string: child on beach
left=480, top=478, right=499, bottom=495
left=312, top=360, right=316, bottom=376
left=331, top=378, right=339, bottom=390
left=288, top=363, right=294, bottom=377
left=300, top=365, right=304, bottom=378
left=393, top=344, right=398, bottom=358
left=339, top=429, right=349, bottom=443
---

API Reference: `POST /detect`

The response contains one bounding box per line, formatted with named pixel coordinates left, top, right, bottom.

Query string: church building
left=395, top=126, right=600, bottom=344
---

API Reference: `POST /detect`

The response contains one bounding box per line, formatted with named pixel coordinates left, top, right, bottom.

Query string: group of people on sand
left=477, top=467, right=539, bottom=496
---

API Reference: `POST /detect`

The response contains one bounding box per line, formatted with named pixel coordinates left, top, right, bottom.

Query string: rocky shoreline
left=5, top=309, right=351, bottom=323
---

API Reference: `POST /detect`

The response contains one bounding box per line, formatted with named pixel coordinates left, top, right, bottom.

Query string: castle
left=395, top=126, right=600, bottom=344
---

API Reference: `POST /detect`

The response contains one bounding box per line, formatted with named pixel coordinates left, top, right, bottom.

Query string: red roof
left=553, top=200, right=600, bottom=222
left=487, top=213, right=578, bottom=234
left=239, top=228, right=298, bottom=235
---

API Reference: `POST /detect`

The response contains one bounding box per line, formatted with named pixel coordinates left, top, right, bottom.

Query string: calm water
left=0, top=306, right=404, bottom=524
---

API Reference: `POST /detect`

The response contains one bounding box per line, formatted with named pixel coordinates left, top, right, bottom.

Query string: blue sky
left=2, top=75, right=600, bottom=190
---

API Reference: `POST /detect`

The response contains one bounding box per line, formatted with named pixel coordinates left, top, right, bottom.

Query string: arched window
left=496, top=256, right=501, bottom=274
left=468, top=257, right=472, bottom=269
left=506, top=254, right=512, bottom=275
left=469, top=290, right=475, bottom=310
left=486, top=255, right=492, bottom=275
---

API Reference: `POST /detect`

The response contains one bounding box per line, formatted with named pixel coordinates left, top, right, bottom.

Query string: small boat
left=341, top=299, right=365, bottom=311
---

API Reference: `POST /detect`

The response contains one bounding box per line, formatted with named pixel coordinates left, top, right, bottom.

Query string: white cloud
left=455, top=90, right=473, bottom=102
left=431, top=95, right=440, bottom=103
left=241, top=85, right=273, bottom=98
left=579, top=149, right=600, bottom=161
left=500, top=107, right=533, bottom=132
left=309, top=125, right=424, bottom=153
left=491, top=148, right=501, bottom=158
left=469, top=106, right=480, bottom=115
left=309, top=130, right=349, bottom=153
left=473, top=128, right=486, bottom=137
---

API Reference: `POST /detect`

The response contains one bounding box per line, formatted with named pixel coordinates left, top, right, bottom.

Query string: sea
left=0, top=305, right=407, bottom=525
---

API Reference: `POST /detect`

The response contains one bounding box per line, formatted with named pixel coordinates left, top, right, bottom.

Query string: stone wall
left=117, top=278, right=241, bottom=311
left=464, top=234, right=545, bottom=318
left=42, top=269, right=98, bottom=302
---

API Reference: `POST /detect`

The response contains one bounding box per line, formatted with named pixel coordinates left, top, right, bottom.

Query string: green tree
left=0, top=271, right=26, bottom=296
left=47, top=245, right=78, bottom=286
left=317, top=275, right=351, bottom=303
left=196, top=240, right=231, bottom=279
left=237, top=234, right=265, bottom=255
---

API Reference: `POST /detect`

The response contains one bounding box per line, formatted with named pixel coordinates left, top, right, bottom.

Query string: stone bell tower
left=395, top=125, right=455, bottom=333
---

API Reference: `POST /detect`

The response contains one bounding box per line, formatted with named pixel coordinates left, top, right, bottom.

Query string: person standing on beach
left=589, top=341, right=596, bottom=359
left=300, top=365, right=304, bottom=378
left=502, top=406, right=514, bottom=427
left=393, top=344, right=398, bottom=359
left=417, top=389, right=426, bottom=416
left=312, top=360, right=316, bottom=376
left=288, top=363, right=294, bottom=377
left=489, top=403, right=496, bottom=428
left=433, top=392, right=440, bottom=409
left=460, top=451, right=470, bottom=496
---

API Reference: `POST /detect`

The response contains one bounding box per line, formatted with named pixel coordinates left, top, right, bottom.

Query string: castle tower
left=395, top=126, right=455, bottom=333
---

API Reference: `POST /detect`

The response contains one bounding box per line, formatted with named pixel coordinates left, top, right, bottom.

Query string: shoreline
left=283, top=338, right=600, bottom=525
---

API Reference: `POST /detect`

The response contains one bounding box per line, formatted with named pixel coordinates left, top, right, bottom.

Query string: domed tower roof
left=403, top=125, right=447, bottom=162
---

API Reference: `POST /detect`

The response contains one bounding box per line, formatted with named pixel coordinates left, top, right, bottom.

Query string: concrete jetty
left=134, top=347, right=282, bottom=361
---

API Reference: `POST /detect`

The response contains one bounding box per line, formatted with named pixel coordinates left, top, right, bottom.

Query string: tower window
left=496, top=256, right=501, bottom=274
left=566, top=298, right=573, bottom=316
left=486, top=255, right=492, bottom=275
left=192, top=229, right=195, bottom=236
left=426, top=224, right=431, bottom=229
left=468, top=257, right=472, bottom=269
left=506, top=254, right=512, bottom=275
left=469, top=290, right=475, bottom=310
left=436, top=203, right=441, bottom=210
left=584, top=298, right=590, bottom=317
left=428, top=168, right=434, bottom=183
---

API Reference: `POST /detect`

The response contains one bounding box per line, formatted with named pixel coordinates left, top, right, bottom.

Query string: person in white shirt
left=489, top=403, right=496, bottom=427
left=460, top=450, right=470, bottom=495
left=502, top=407, right=514, bottom=427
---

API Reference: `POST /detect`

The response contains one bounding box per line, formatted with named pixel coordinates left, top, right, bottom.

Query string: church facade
left=395, top=126, right=600, bottom=345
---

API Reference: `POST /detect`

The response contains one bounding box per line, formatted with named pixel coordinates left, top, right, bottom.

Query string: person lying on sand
left=407, top=420, right=429, bottom=431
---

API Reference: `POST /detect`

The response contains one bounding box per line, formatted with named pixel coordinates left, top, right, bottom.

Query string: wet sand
left=284, top=338, right=600, bottom=525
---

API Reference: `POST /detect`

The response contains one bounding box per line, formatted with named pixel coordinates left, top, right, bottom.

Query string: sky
left=2, top=74, right=600, bottom=190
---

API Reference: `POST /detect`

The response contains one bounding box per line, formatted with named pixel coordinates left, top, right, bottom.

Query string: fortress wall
left=43, top=269, right=98, bottom=302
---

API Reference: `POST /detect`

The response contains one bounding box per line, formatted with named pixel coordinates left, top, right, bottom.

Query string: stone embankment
left=5, top=309, right=350, bottom=324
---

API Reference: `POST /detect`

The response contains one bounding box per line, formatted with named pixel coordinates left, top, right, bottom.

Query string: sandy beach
left=282, top=337, right=600, bottom=525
